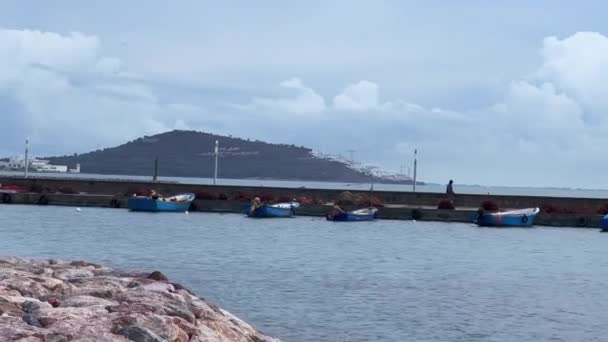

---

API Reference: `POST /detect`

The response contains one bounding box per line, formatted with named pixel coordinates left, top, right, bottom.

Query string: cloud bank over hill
left=1, top=26, right=607, bottom=187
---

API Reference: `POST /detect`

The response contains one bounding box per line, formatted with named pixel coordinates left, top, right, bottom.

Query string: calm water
left=1, top=205, right=607, bottom=341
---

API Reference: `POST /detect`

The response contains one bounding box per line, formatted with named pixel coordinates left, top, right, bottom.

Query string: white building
left=29, top=159, right=68, bottom=173
left=8, top=156, right=25, bottom=169
left=6, top=156, right=69, bottom=173
left=30, top=159, right=50, bottom=169
left=69, top=163, right=81, bottom=173
left=35, top=164, right=68, bottom=173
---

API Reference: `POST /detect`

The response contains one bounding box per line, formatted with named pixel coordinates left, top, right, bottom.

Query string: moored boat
left=0, top=185, right=26, bottom=204
left=475, top=207, right=540, bottom=227
left=327, top=207, right=378, bottom=222
left=128, top=193, right=195, bottom=212
left=247, top=201, right=299, bottom=218
left=600, top=215, right=608, bottom=232
left=0, top=185, right=26, bottom=194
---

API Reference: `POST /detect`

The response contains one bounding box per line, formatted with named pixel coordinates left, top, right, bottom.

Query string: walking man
left=446, top=179, right=455, bottom=202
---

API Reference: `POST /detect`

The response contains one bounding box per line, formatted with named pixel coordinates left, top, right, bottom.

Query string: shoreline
left=0, top=171, right=421, bottom=187
left=0, top=256, right=279, bottom=341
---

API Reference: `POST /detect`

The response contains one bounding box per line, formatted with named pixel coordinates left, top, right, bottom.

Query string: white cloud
left=173, top=119, right=190, bottom=130
left=93, top=83, right=158, bottom=102
left=333, top=80, right=379, bottom=111
left=4, top=26, right=608, bottom=188
left=230, top=32, right=608, bottom=187
left=95, top=57, right=124, bottom=74
left=536, top=32, right=608, bottom=122
left=245, top=77, right=326, bottom=114
left=0, top=28, right=203, bottom=155
left=0, top=29, right=99, bottom=76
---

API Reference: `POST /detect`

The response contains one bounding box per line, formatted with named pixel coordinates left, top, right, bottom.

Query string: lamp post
left=153, top=156, right=158, bottom=182
left=413, top=149, right=417, bottom=193
left=213, top=140, right=219, bottom=185
left=347, top=149, right=356, bottom=162
left=24, top=139, right=29, bottom=179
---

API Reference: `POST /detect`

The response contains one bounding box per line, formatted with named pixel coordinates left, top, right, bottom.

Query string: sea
left=1, top=205, right=606, bottom=341
left=2, top=171, right=608, bottom=198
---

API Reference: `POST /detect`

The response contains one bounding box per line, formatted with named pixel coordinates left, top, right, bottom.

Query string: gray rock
left=47, top=334, right=69, bottom=342
left=0, top=297, right=24, bottom=317
left=59, top=295, right=118, bottom=308
left=22, top=301, right=42, bottom=327
left=69, top=261, right=101, bottom=269
left=54, top=268, right=95, bottom=281
left=115, top=325, right=165, bottom=342
left=146, top=271, right=168, bottom=282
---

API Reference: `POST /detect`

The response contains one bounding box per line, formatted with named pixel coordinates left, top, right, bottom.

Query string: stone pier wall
left=0, top=176, right=606, bottom=228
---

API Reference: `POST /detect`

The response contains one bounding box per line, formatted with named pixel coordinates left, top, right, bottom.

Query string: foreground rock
left=0, top=257, right=279, bottom=342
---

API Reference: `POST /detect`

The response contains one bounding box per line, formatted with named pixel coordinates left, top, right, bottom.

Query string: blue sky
left=1, top=1, right=608, bottom=187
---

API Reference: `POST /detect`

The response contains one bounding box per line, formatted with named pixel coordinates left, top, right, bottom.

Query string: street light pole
left=213, top=140, right=219, bottom=185
left=347, top=149, right=356, bottom=162
left=413, top=149, right=417, bottom=193
left=153, top=156, right=158, bottom=182
left=24, top=139, right=29, bottom=179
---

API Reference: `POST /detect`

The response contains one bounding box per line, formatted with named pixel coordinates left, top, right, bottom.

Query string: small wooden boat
left=327, top=207, right=378, bottom=222
left=600, top=215, right=608, bottom=232
left=128, top=193, right=195, bottom=212
left=0, top=185, right=26, bottom=194
left=247, top=202, right=299, bottom=218
left=0, top=185, right=26, bottom=204
left=475, top=207, right=540, bottom=227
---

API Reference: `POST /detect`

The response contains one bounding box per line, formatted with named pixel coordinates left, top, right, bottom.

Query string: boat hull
left=128, top=193, right=194, bottom=212
left=327, top=208, right=378, bottom=222
left=600, top=215, right=608, bottom=231
left=475, top=208, right=540, bottom=227
left=0, top=185, right=26, bottom=194
left=247, top=205, right=295, bottom=218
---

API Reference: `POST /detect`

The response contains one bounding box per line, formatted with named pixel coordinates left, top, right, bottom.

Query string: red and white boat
left=0, top=185, right=26, bottom=194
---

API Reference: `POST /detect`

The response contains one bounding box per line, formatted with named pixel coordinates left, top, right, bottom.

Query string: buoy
left=76, top=208, right=82, bottom=212
left=185, top=211, right=189, bottom=215
left=412, top=219, right=416, bottom=223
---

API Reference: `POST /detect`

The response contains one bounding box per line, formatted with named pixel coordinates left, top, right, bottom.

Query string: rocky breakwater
left=0, top=257, right=279, bottom=342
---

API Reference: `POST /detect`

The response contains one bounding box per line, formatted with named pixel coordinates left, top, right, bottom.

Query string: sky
left=1, top=0, right=608, bottom=188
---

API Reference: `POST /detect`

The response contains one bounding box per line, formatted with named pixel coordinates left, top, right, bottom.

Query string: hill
left=47, top=130, right=417, bottom=184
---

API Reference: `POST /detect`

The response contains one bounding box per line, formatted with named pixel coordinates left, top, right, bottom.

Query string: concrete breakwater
left=0, top=256, right=279, bottom=342
left=0, top=176, right=606, bottom=228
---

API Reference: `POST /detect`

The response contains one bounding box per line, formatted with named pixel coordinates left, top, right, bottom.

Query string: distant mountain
left=47, top=130, right=420, bottom=184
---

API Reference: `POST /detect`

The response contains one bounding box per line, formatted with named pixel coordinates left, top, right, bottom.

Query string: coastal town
left=0, top=156, right=80, bottom=174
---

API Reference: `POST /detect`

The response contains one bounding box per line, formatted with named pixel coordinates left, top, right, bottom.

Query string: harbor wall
left=0, top=191, right=603, bottom=228
left=1, top=176, right=608, bottom=214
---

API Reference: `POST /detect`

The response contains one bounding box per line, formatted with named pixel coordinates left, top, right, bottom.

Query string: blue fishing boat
left=247, top=202, right=299, bottom=218
left=128, top=193, right=195, bottom=212
left=600, top=215, right=608, bottom=232
left=327, top=207, right=378, bottom=222
left=475, top=207, right=540, bottom=227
